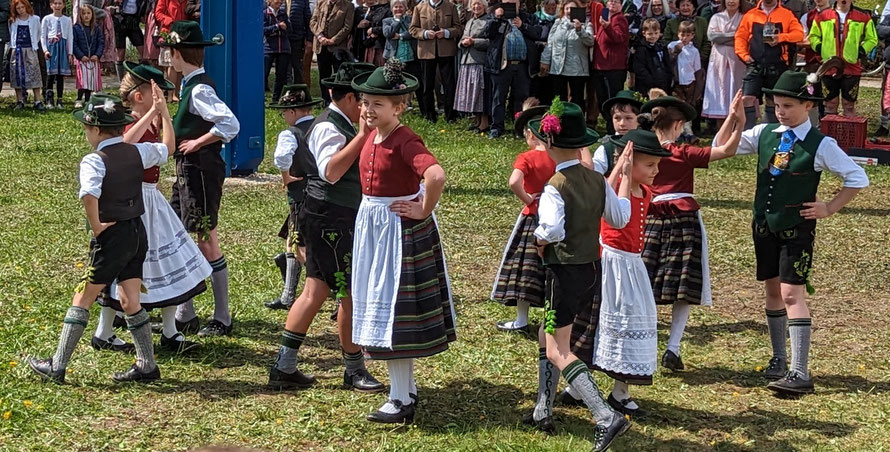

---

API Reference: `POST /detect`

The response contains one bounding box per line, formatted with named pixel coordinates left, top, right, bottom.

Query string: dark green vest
left=754, top=124, right=823, bottom=232
left=173, top=72, right=217, bottom=143
left=543, top=164, right=606, bottom=265
left=305, top=108, right=362, bottom=210
left=601, top=137, right=617, bottom=176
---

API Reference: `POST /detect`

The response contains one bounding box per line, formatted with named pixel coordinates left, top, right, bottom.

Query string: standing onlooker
left=702, top=0, right=744, bottom=127
left=633, top=17, right=672, bottom=96
left=287, top=0, right=311, bottom=84
left=668, top=20, right=702, bottom=140
left=695, top=0, right=721, bottom=22
left=110, top=0, right=147, bottom=81
left=143, top=0, right=160, bottom=64
left=530, top=0, right=557, bottom=103
left=1, top=0, right=11, bottom=95
left=40, top=0, right=72, bottom=109
left=185, top=0, right=199, bottom=19
left=409, top=0, right=463, bottom=122
left=382, top=0, right=420, bottom=91
left=264, top=0, right=291, bottom=103
left=781, top=0, right=806, bottom=19
left=594, top=0, right=629, bottom=134
left=454, top=0, right=489, bottom=132
left=800, top=0, right=830, bottom=125
left=9, top=0, right=45, bottom=111
left=539, top=0, right=593, bottom=109
left=72, top=3, right=103, bottom=108
left=664, top=0, right=710, bottom=67
left=363, top=0, right=391, bottom=65
left=643, top=0, right=670, bottom=34
left=454, top=0, right=471, bottom=25
left=353, top=0, right=371, bottom=60
left=309, top=0, right=354, bottom=105
left=155, top=0, right=187, bottom=100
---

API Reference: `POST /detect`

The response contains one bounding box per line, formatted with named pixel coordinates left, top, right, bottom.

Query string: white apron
left=651, top=192, right=712, bottom=306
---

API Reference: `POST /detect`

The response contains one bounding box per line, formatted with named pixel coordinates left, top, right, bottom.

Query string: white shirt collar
left=772, top=119, right=812, bottom=141
left=429, top=0, right=442, bottom=7
left=182, top=67, right=206, bottom=86
left=294, top=114, right=315, bottom=126
left=328, top=102, right=351, bottom=123
left=96, top=136, right=125, bottom=152
left=555, top=159, right=580, bottom=171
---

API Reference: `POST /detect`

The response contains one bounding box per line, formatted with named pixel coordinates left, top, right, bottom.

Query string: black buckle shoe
left=764, top=356, right=788, bottom=381
left=556, top=389, right=586, bottom=407
left=592, top=413, right=631, bottom=452
left=367, top=399, right=416, bottom=424
left=112, top=364, right=161, bottom=383
left=344, top=368, right=385, bottom=393
left=175, top=316, right=200, bottom=335
left=521, top=412, right=556, bottom=434
left=268, top=366, right=316, bottom=390
left=264, top=298, right=293, bottom=311
left=198, top=319, right=232, bottom=337
left=496, top=320, right=529, bottom=333
left=160, top=333, right=202, bottom=354
left=607, top=394, right=647, bottom=419
left=91, top=335, right=136, bottom=353
left=661, top=350, right=685, bottom=371
left=27, top=357, right=65, bottom=384
left=767, top=371, right=815, bottom=395
left=273, top=252, right=287, bottom=283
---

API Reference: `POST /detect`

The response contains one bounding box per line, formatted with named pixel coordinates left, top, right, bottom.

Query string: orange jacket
left=735, top=1, right=804, bottom=66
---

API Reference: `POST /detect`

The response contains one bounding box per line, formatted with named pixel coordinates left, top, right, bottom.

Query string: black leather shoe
left=661, top=350, right=685, bottom=371
left=410, top=392, right=419, bottom=407
left=344, top=368, right=385, bottom=393
left=764, top=357, right=788, bottom=380
left=90, top=335, right=135, bottom=353
left=175, top=316, right=200, bottom=335
left=264, top=298, right=293, bottom=311
left=607, top=394, right=647, bottom=419
left=159, top=333, right=202, bottom=354
left=366, top=399, right=416, bottom=424
left=767, top=371, right=815, bottom=395
left=112, top=314, right=127, bottom=330
left=198, top=319, right=232, bottom=337
left=556, top=389, right=586, bottom=407
left=273, top=252, right=287, bottom=283
left=27, top=357, right=65, bottom=384
left=496, top=320, right=529, bottom=332
left=592, top=413, right=631, bottom=452
left=521, top=412, right=556, bottom=434
left=268, top=366, right=316, bottom=390
left=112, top=364, right=161, bottom=383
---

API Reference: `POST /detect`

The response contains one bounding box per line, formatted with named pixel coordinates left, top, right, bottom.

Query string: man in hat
left=159, top=21, right=241, bottom=337
left=28, top=94, right=170, bottom=384
left=713, top=70, right=868, bottom=395
left=265, top=84, right=322, bottom=311
left=268, top=62, right=385, bottom=394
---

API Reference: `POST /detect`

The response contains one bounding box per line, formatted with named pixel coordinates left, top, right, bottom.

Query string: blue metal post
left=202, top=0, right=265, bottom=176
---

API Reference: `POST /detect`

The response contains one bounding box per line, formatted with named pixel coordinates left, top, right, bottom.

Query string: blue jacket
left=72, top=23, right=104, bottom=59
left=288, top=0, right=311, bottom=42
left=264, top=5, right=291, bottom=54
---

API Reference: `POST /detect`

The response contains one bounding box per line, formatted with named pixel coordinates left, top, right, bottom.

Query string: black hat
left=641, top=96, right=697, bottom=121
left=513, top=105, right=549, bottom=137
left=321, top=62, right=377, bottom=89
left=122, top=61, right=175, bottom=91
left=351, top=58, right=420, bottom=95
left=158, top=21, right=224, bottom=48
left=528, top=99, right=600, bottom=149
left=601, top=90, right=645, bottom=114
left=269, top=84, right=323, bottom=109
left=762, top=70, right=824, bottom=102
left=612, top=129, right=672, bottom=157
left=73, top=94, right=135, bottom=127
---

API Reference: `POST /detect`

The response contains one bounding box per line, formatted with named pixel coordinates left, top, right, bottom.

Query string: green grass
left=0, top=85, right=889, bottom=452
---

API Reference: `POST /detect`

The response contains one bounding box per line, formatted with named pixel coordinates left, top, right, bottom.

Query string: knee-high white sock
left=176, top=299, right=197, bottom=323
left=379, top=358, right=413, bottom=413
left=667, top=302, right=691, bottom=355
left=515, top=300, right=530, bottom=327
left=408, top=358, right=417, bottom=395
left=161, top=306, right=179, bottom=338
left=94, top=306, right=117, bottom=341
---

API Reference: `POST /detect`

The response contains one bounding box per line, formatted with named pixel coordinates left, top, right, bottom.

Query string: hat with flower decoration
left=269, top=84, right=323, bottom=109
left=73, top=94, right=135, bottom=127
left=158, top=20, right=224, bottom=48
left=528, top=97, right=600, bottom=149
left=351, top=58, right=419, bottom=95
left=762, top=70, right=824, bottom=102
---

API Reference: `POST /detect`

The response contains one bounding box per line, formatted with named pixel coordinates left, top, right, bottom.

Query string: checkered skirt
left=641, top=208, right=706, bottom=305
left=490, top=213, right=546, bottom=308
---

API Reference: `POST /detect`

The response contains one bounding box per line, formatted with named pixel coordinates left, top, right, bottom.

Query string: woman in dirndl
left=638, top=95, right=743, bottom=371
left=9, top=0, right=45, bottom=110
left=350, top=59, right=456, bottom=424
left=453, top=0, right=490, bottom=132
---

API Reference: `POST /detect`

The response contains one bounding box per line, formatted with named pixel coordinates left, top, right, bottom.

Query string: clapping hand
left=619, top=141, right=634, bottom=178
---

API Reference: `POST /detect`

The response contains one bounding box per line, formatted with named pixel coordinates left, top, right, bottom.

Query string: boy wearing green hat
left=159, top=20, right=241, bottom=337
left=714, top=70, right=869, bottom=395
left=28, top=94, right=170, bottom=384
left=525, top=99, right=633, bottom=451
left=589, top=90, right=643, bottom=176
left=265, top=84, right=322, bottom=311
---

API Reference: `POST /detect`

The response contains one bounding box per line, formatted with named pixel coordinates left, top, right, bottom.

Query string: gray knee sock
left=125, top=308, right=157, bottom=372
left=343, top=349, right=366, bottom=374
left=279, top=253, right=302, bottom=303
left=273, top=329, right=305, bottom=373
left=533, top=348, right=558, bottom=422
left=175, top=299, right=197, bottom=323
left=744, top=105, right=757, bottom=130
left=766, top=308, right=788, bottom=360
left=789, top=318, right=812, bottom=379
left=51, top=306, right=90, bottom=371
left=563, top=359, right=616, bottom=424
left=209, top=256, right=231, bottom=325
left=764, top=106, right=777, bottom=123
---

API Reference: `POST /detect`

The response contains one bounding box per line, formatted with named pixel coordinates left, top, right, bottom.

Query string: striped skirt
left=490, top=213, right=546, bottom=308
left=453, top=63, right=486, bottom=113
left=570, top=259, right=602, bottom=368
left=641, top=208, right=709, bottom=306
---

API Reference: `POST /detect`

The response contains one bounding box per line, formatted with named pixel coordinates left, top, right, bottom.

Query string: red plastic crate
left=820, top=115, right=867, bottom=152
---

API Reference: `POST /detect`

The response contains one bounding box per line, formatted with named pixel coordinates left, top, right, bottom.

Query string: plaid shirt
left=505, top=25, right=527, bottom=61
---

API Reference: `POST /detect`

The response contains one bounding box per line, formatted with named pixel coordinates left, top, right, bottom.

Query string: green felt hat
left=351, top=58, right=419, bottom=95
left=762, top=70, right=824, bottom=102
left=158, top=21, right=224, bottom=48
left=269, top=84, right=323, bottom=109
left=601, top=90, right=645, bottom=114
left=322, top=62, right=377, bottom=89
left=528, top=99, right=600, bottom=149
left=612, top=129, right=672, bottom=157
left=73, top=94, right=135, bottom=127
left=641, top=96, right=697, bottom=121
left=513, top=105, right=549, bottom=138
left=123, top=61, right=175, bottom=91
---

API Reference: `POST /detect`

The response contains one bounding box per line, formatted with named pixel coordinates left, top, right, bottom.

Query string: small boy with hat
left=524, top=99, right=633, bottom=451
left=713, top=70, right=869, bottom=395
left=591, top=90, right=643, bottom=175
left=28, top=94, right=169, bottom=384
left=159, top=20, right=241, bottom=337
left=265, top=84, right=323, bottom=311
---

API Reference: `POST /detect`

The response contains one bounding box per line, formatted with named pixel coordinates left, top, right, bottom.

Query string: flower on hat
left=383, top=58, right=406, bottom=89
left=539, top=96, right=564, bottom=137
left=633, top=91, right=647, bottom=103
left=101, top=99, right=116, bottom=114
left=804, top=73, right=818, bottom=96
left=514, top=111, right=522, bottom=120
left=84, top=113, right=95, bottom=124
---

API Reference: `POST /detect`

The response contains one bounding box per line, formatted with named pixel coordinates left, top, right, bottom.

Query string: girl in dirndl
left=41, top=0, right=73, bottom=109
left=638, top=94, right=744, bottom=372
left=9, top=0, right=45, bottom=110
left=491, top=98, right=554, bottom=332
left=350, top=60, right=455, bottom=424
left=72, top=4, right=103, bottom=108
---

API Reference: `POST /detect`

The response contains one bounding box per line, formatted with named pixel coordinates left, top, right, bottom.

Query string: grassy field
left=0, top=83, right=889, bottom=452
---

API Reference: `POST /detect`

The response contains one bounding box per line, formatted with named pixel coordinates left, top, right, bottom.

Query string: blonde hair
left=678, top=20, right=695, bottom=35
left=119, top=73, right=150, bottom=106
left=78, top=5, right=94, bottom=28
left=648, top=88, right=667, bottom=99
left=641, top=18, right=661, bottom=33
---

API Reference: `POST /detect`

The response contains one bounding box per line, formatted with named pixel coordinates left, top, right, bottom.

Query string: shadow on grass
left=660, top=319, right=768, bottom=347
left=699, top=198, right=890, bottom=217
left=664, top=365, right=890, bottom=394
